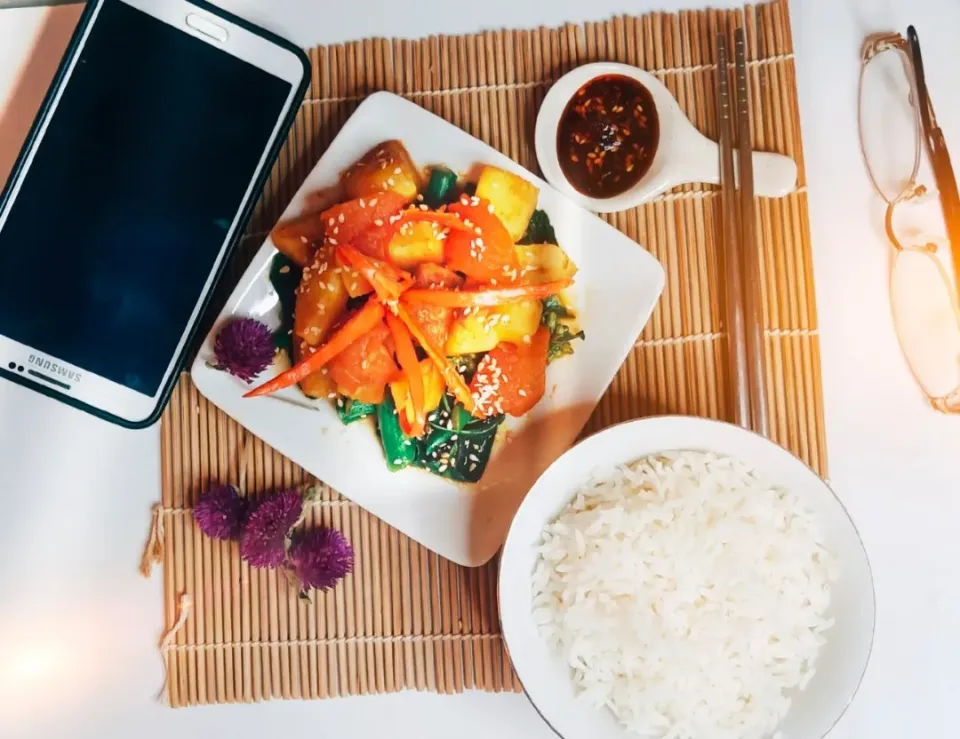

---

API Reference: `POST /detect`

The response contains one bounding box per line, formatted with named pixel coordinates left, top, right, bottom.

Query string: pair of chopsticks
left=715, top=29, right=769, bottom=437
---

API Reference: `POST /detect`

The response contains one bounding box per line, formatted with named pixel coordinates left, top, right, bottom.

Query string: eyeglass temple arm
left=908, top=26, right=960, bottom=271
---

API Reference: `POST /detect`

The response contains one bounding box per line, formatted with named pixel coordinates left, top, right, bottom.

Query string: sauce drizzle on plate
left=556, top=74, right=659, bottom=199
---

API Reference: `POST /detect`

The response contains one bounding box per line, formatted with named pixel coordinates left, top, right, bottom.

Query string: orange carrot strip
left=385, top=312, right=426, bottom=438
left=337, top=245, right=411, bottom=301
left=394, top=302, right=475, bottom=412
left=396, top=210, right=473, bottom=232
left=401, top=279, right=573, bottom=307
left=244, top=300, right=385, bottom=397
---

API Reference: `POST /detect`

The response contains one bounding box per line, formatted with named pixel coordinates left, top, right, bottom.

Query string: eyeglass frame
left=859, top=27, right=960, bottom=412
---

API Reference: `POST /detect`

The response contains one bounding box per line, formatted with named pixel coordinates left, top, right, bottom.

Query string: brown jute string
left=157, top=594, right=192, bottom=704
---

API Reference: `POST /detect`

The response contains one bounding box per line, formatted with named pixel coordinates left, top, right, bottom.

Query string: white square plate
left=191, top=91, right=664, bottom=566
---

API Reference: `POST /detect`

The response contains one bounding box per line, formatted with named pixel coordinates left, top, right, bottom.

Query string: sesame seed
left=374, top=219, right=384, bottom=227
left=359, top=199, right=366, bottom=208
left=387, top=178, right=396, bottom=186
left=474, top=227, right=482, bottom=235
left=416, top=194, right=424, bottom=202
left=470, top=196, right=481, bottom=206
left=469, top=463, right=478, bottom=472
left=393, top=459, right=402, bottom=465
left=338, top=213, right=345, bottom=223
left=299, top=235, right=309, bottom=244
left=519, top=389, right=527, bottom=397
left=522, top=335, right=532, bottom=344
left=393, top=167, right=402, bottom=175
left=279, top=265, right=290, bottom=274
left=490, top=278, right=498, bottom=286
left=332, top=226, right=339, bottom=235
left=419, top=204, right=429, bottom=211
left=369, top=198, right=378, bottom=206
left=438, top=464, right=449, bottom=472
left=487, top=204, right=495, bottom=213
left=328, top=217, right=336, bottom=226
left=327, top=392, right=337, bottom=399
left=328, top=237, right=338, bottom=245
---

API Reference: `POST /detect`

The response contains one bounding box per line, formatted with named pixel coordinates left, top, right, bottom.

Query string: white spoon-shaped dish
left=536, top=62, right=798, bottom=213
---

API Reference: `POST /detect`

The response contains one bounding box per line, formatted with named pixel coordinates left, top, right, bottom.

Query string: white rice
left=531, top=451, right=838, bottom=739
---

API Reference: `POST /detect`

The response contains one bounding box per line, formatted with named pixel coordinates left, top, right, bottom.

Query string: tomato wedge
left=326, top=319, right=399, bottom=401
left=245, top=299, right=386, bottom=397
left=319, top=192, right=406, bottom=248
left=409, top=263, right=464, bottom=350
left=444, top=196, right=520, bottom=282
left=469, top=326, right=550, bottom=418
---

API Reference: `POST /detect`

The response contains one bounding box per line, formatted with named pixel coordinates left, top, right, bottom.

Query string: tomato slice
left=319, top=192, right=406, bottom=256
left=326, top=319, right=399, bottom=399
left=469, top=326, right=550, bottom=418
left=444, top=196, right=520, bottom=283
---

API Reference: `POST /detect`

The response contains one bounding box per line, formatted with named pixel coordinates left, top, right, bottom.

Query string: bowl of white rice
left=499, top=416, right=874, bottom=739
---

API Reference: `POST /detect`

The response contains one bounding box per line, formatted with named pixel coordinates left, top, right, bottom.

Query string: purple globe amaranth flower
left=194, top=484, right=248, bottom=540
left=289, top=527, right=354, bottom=592
left=240, top=489, right=303, bottom=569
left=213, top=317, right=275, bottom=382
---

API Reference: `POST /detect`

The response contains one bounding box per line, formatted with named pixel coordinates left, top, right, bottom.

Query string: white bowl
left=535, top=63, right=799, bottom=212
left=499, top=416, right=875, bottom=739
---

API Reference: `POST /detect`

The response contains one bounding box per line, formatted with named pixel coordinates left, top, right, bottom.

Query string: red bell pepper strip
left=384, top=312, right=426, bottom=438
left=401, top=279, right=573, bottom=307
left=244, top=300, right=386, bottom=398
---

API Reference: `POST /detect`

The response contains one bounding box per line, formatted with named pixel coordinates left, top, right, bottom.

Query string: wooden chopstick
left=734, top=28, right=770, bottom=437
left=716, top=33, right=751, bottom=430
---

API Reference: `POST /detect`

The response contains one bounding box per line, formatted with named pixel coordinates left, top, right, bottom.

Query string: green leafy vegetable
left=377, top=393, right=418, bottom=471
left=268, top=253, right=302, bottom=355
left=518, top=209, right=558, bottom=246
left=418, top=393, right=504, bottom=483
left=423, top=167, right=459, bottom=208
left=541, top=294, right=585, bottom=362
left=451, top=353, right=482, bottom=383
left=547, top=324, right=586, bottom=361
left=337, top=396, right=377, bottom=425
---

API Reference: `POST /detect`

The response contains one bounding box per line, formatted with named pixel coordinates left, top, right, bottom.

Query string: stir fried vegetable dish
left=252, top=140, right=584, bottom=482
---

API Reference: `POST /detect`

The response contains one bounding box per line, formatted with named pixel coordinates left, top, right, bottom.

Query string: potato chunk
left=514, top=243, right=578, bottom=283
left=341, top=140, right=421, bottom=203
left=445, top=298, right=543, bottom=355
left=474, top=165, right=539, bottom=242
left=294, top=247, right=350, bottom=347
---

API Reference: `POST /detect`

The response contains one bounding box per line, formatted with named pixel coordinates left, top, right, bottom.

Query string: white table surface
left=0, top=1, right=956, bottom=738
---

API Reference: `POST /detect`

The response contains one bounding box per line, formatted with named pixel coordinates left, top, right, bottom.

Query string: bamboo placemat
left=151, top=0, right=826, bottom=707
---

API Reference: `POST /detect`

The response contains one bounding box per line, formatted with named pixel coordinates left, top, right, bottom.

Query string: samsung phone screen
left=0, top=0, right=291, bottom=395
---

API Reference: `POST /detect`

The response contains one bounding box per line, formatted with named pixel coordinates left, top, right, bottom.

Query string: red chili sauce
left=556, top=74, right=659, bottom=199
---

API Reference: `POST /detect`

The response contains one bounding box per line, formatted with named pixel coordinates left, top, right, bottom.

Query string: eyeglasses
left=859, top=26, right=960, bottom=412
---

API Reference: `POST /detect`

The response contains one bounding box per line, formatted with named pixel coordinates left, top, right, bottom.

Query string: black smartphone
left=0, top=0, right=309, bottom=427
